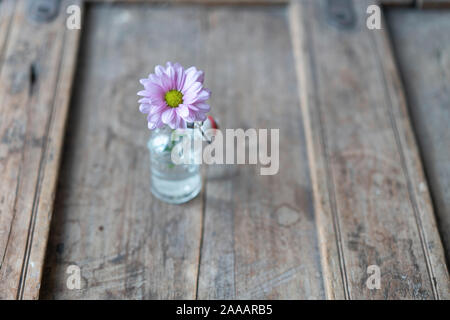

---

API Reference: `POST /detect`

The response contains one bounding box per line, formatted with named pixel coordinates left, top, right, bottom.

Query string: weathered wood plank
left=34, top=0, right=450, bottom=300
left=380, top=0, right=414, bottom=6
left=291, top=0, right=449, bottom=299
left=40, top=4, right=208, bottom=299
left=196, top=6, right=325, bottom=299
left=418, top=0, right=450, bottom=8
left=21, top=2, right=83, bottom=300
left=89, top=0, right=287, bottom=4
left=41, top=3, right=326, bottom=300
left=386, top=8, right=450, bottom=267
left=0, top=1, right=16, bottom=62
left=88, top=0, right=416, bottom=6
left=88, top=0, right=450, bottom=6
left=0, top=0, right=81, bottom=299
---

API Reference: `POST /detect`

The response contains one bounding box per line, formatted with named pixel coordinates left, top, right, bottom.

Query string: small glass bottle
left=147, top=125, right=202, bottom=204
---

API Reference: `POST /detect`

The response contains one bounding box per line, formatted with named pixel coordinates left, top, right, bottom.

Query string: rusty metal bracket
left=326, top=0, right=356, bottom=30
left=28, top=0, right=61, bottom=23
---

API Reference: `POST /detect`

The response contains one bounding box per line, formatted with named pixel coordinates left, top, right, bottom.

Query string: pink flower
left=138, top=62, right=211, bottom=130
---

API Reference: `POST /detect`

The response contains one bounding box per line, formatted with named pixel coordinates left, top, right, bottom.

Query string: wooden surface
left=291, top=0, right=448, bottom=299
left=40, top=3, right=325, bottom=300
left=41, top=4, right=208, bottom=299
left=195, top=7, right=323, bottom=299
left=419, top=0, right=450, bottom=8
left=0, top=0, right=81, bottom=299
left=89, top=0, right=450, bottom=7
left=0, top=0, right=448, bottom=299
left=386, top=8, right=450, bottom=264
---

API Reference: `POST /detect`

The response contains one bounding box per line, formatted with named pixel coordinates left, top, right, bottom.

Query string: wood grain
left=0, top=0, right=81, bottom=299
left=40, top=3, right=326, bottom=300
left=88, top=0, right=450, bottom=7
left=0, top=0, right=444, bottom=300
left=291, top=0, right=449, bottom=299
left=381, top=0, right=414, bottom=6
left=386, top=8, right=450, bottom=266
left=0, top=1, right=16, bottom=63
left=196, top=6, right=324, bottom=299
left=90, top=0, right=288, bottom=4
left=418, top=0, right=450, bottom=8
left=40, top=3, right=211, bottom=299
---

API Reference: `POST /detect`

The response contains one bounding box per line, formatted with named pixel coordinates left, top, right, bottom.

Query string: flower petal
left=183, top=88, right=210, bottom=104
left=174, top=114, right=181, bottom=129
left=174, top=63, right=185, bottom=90
left=178, top=118, right=187, bottom=129
left=139, top=104, right=151, bottom=114
left=148, top=119, right=164, bottom=130
left=176, top=104, right=190, bottom=118
left=148, top=74, right=162, bottom=87
left=145, top=83, right=165, bottom=100
left=194, top=89, right=211, bottom=103
left=183, top=67, right=204, bottom=92
left=162, top=108, right=175, bottom=125
left=138, top=97, right=152, bottom=104
left=197, top=112, right=207, bottom=121
left=176, top=104, right=205, bottom=122
left=196, top=72, right=204, bottom=84
left=159, top=73, right=174, bottom=92
left=155, top=65, right=165, bottom=76
left=148, top=111, right=162, bottom=123
left=166, top=65, right=176, bottom=85
left=194, top=102, right=210, bottom=112
left=149, top=104, right=167, bottom=116
left=182, top=81, right=202, bottom=95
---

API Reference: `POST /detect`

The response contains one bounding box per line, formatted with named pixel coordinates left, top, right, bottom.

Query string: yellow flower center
left=165, top=90, right=183, bottom=108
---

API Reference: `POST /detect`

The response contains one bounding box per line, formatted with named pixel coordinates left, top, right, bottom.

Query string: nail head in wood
left=28, top=0, right=61, bottom=23
left=326, top=0, right=356, bottom=30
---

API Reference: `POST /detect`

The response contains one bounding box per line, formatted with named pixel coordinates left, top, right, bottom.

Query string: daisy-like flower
left=138, top=62, right=211, bottom=130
